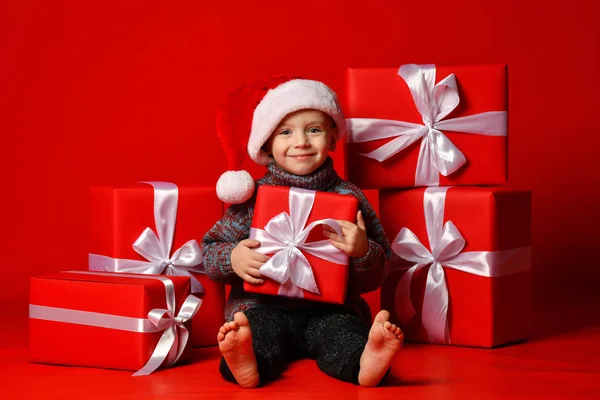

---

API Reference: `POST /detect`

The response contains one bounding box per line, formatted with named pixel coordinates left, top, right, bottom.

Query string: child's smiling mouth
left=289, top=154, right=316, bottom=160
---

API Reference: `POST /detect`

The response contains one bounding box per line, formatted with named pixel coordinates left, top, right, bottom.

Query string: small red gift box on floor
left=29, top=271, right=200, bottom=375
left=380, top=186, right=531, bottom=347
left=89, top=182, right=225, bottom=347
left=244, top=186, right=358, bottom=304
left=345, top=64, right=507, bottom=189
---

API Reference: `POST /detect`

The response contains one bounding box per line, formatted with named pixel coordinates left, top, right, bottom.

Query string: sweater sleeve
left=342, top=184, right=392, bottom=295
left=201, top=202, right=253, bottom=285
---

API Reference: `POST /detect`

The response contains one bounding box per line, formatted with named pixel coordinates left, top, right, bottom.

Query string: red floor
left=2, top=302, right=599, bottom=400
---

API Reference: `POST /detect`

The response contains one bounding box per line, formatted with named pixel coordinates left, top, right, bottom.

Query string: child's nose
left=293, top=133, right=310, bottom=147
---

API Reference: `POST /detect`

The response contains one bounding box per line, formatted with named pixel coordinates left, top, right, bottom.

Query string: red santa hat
left=215, top=75, right=346, bottom=204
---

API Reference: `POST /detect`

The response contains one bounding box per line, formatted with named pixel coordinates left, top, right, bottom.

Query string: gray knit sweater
left=202, top=157, right=391, bottom=321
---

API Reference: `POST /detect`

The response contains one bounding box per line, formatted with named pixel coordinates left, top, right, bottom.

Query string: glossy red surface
left=3, top=303, right=598, bottom=399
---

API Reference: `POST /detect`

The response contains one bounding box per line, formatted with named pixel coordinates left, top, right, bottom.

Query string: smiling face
left=264, top=109, right=337, bottom=176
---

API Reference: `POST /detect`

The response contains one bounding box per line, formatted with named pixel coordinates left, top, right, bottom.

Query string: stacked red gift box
left=29, top=182, right=227, bottom=374
left=345, top=63, right=532, bottom=347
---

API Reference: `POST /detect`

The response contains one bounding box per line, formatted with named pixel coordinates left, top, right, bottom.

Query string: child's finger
left=336, top=220, right=355, bottom=229
left=248, top=260, right=265, bottom=271
left=244, top=274, right=264, bottom=285
left=356, top=210, right=366, bottom=230
left=242, top=239, right=261, bottom=248
left=323, top=228, right=343, bottom=243
left=250, top=251, right=270, bottom=263
left=337, top=224, right=356, bottom=234
left=324, top=224, right=350, bottom=237
left=322, top=225, right=337, bottom=233
left=246, top=266, right=263, bottom=277
left=328, top=238, right=350, bottom=253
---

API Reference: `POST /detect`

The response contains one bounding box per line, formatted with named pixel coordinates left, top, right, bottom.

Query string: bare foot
left=358, top=310, right=404, bottom=387
left=217, top=312, right=259, bottom=388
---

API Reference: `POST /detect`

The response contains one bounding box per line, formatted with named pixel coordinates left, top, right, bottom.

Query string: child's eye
left=279, top=129, right=292, bottom=135
left=308, top=127, right=322, bottom=134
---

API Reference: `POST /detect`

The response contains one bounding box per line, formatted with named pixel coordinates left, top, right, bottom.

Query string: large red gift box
left=345, top=64, right=507, bottom=189
left=244, top=186, right=358, bottom=304
left=89, top=182, right=225, bottom=347
left=29, top=271, right=197, bottom=374
left=380, top=187, right=531, bottom=347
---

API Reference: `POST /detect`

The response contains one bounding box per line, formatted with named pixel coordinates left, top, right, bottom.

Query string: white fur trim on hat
left=216, top=170, right=255, bottom=204
left=247, top=79, right=346, bottom=165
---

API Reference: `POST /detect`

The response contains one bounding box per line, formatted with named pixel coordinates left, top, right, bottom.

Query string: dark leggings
left=219, top=306, right=372, bottom=385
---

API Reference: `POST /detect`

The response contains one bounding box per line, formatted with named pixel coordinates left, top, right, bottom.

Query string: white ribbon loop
left=148, top=308, right=174, bottom=331
left=431, top=75, right=460, bottom=122
left=251, top=187, right=348, bottom=298
left=347, top=64, right=507, bottom=186
left=133, top=291, right=201, bottom=376
left=399, top=64, right=460, bottom=124
left=392, top=187, right=531, bottom=344
left=89, top=182, right=205, bottom=294
left=133, top=228, right=169, bottom=267
left=432, top=221, right=465, bottom=261
left=391, top=227, right=433, bottom=264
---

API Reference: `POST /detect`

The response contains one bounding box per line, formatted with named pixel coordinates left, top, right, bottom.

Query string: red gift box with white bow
left=29, top=271, right=200, bottom=375
left=244, top=186, right=358, bottom=304
left=380, top=186, right=531, bottom=347
left=345, top=64, right=507, bottom=189
left=89, top=182, right=225, bottom=347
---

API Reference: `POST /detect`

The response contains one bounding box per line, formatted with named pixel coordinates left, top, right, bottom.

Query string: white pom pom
left=216, top=170, right=255, bottom=204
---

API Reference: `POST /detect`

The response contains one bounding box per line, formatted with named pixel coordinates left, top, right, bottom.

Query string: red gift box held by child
left=202, top=76, right=403, bottom=388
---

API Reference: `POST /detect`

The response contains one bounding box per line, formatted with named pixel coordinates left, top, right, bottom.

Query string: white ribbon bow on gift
left=250, top=187, right=348, bottom=298
left=29, top=271, right=202, bottom=376
left=347, top=64, right=507, bottom=186
left=392, top=187, right=531, bottom=344
left=89, top=182, right=205, bottom=294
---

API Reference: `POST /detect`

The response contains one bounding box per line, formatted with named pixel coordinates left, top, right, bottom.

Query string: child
left=202, top=75, right=403, bottom=388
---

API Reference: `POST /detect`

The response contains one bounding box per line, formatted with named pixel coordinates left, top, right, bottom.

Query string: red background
left=2, top=0, right=599, bottom=327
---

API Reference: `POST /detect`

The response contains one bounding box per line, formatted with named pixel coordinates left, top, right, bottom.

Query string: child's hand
left=322, top=210, right=369, bottom=258
left=230, top=239, right=269, bottom=284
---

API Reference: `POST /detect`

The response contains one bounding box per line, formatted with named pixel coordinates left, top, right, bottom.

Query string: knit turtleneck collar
left=258, top=157, right=340, bottom=191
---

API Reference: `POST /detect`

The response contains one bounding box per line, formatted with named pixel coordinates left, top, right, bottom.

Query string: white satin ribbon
left=89, top=182, right=205, bottom=294
left=250, top=187, right=348, bottom=298
left=347, top=64, right=507, bottom=186
left=29, top=271, right=202, bottom=376
left=391, top=187, right=531, bottom=344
